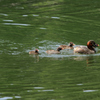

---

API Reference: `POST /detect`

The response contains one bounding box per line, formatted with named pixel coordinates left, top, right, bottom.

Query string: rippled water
left=0, top=0, right=100, bottom=100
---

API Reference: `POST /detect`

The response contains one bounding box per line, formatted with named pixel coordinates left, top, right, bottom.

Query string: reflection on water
left=1, top=38, right=98, bottom=64
left=40, top=27, right=47, bottom=29
left=14, top=96, right=21, bottom=99
left=0, top=97, right=13, bottom=100
left=73, top=55, right=95, bottom=65
left=3, top=23, right=30, bottom=26
left=16, top=7, right=24, bottom=9
left=3, top=20, right=13, bottom=22
left=0, top=39, right=23, bottom=55
left=76, top=84, right=83, bottom=85
left=1, top=39, right=100, bottom=65
left=33, top=14, right=39, bottom=17
left=51, top=17, right=60, bottom=19
left=0, top=13, right=8, bottom=16
left=0, top=96, right=21, bottom=100
left=83, top=90, right=98, bottom=92
left=29, top=55, right=39, bottom=63
left=38, top=90, right=54, bottom=92
left=34, top=87, right=54, bottom=92
left=1, top=0, right=100, bottom=99
left=34, top=87, right=44, bottom=89
left=22, top=15, right=28, bottom=17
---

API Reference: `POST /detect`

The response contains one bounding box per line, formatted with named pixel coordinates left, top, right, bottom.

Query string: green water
left=0, top=0, right=100, bottom=100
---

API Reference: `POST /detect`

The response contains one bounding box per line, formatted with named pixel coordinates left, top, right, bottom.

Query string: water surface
left=0, top=0, right=100, bottom=100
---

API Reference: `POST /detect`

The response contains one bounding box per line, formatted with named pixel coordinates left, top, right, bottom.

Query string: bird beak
left=95, top=44, right=99, bottom=47
left=62, top=48, right=64, bottom=50
left=73, top=44, right=75, bottom=46
left=97, top=44, right=99, bottom=47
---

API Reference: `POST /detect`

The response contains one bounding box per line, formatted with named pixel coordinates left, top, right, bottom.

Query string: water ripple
left=0, top=97, right=13, bottom=100
left=0, top=96, right=21, bottom=100
left=83, top=90, right=98, bottom=92
left=3, top=20, right=13, bottom=22
left=51, top=17, right=60, bottom=19
left=38, top=89, right=54, bottom=92
left=0, top=13, right=8, bottom=16
left=77, top=84, right=83, bottom=86
left=3, top=23, right=30, bottom=26
left=40, top=28, right=46, bottom=29
left=22, top=15, right=28, bottom=17
left=33, top=14, right=39, bottom=17
left=34, top=87, right=44, bottom=89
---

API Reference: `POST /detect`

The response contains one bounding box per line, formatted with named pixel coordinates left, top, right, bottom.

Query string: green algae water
left=0, top=0, right=100, bottom=100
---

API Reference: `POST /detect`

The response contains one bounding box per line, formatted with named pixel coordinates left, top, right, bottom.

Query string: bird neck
left=87, top=46, right=96, bottom=52
left=57, top=49, right=60, bottom=51
left=68, top=44, right=73, bottom=47
left=35, top=50, right=38, bottom=53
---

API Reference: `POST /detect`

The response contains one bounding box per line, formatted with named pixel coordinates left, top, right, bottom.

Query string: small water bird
left=74, top=40, right=99, bottom=54
left=59, top=42, right=75, bottom=49
left=29, top=49, right=39, bottom=54
left=46, top=47, right=64, bottom=54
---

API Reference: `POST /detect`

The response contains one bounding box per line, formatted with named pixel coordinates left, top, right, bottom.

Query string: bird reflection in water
left=29, top=54, right=39, bottom=63
left=74, top=55, right=95, bottom=67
